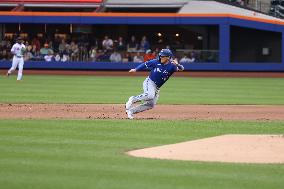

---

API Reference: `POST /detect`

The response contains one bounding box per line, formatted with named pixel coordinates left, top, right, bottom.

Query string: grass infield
left=0, top=75, right=284, bottom=189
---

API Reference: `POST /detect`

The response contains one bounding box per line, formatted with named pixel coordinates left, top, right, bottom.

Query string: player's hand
left=129, top=69, right=136, bottom=73
left=171, top=59, right=178, bottom=65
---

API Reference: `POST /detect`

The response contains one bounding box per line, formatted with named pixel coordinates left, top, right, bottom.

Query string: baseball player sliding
left=6, top=37, right=26, bottom=81
left=125, top=48, right=184, bottom=119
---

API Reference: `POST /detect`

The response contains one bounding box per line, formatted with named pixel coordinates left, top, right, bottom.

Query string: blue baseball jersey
left=135, top=59, right=178, bottom=88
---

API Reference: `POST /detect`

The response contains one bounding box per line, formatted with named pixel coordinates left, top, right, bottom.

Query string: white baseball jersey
left=11, top=43, right=26, bottom=57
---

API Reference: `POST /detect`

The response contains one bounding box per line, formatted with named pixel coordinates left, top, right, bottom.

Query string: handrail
left=1, top=0, right=102, bottom=3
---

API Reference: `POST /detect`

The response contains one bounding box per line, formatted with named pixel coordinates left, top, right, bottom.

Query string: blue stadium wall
left=1, top=13, right=284, bottom=71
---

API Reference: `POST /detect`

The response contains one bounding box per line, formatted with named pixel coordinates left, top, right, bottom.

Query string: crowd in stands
left=269, top=0, right=284, bottom=18
left=228, top=0, right=247, bottom=6
left=0, top=33, right=218, bottom=63
left=0, top=34, right=165, bottom=63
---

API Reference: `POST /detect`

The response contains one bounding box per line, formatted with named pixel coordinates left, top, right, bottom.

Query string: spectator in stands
left=96, top=49, right=104, bottom=61
left=154, top=48, right=160, bottom=56
left=24, top=41, right=29, bottom=48
left=188, top=52, right=196, bottom=62
left=133, top=52, right=144, bottom=63
left=78, top=45, right=88, bottom=61
left=53, top=35, right=61, bottom=53
left=229, top=0, right=245, bottom=6
left=44, top=50, right=54, bottom=62
left=0, top=37, right=8, bottom=48
left=48, top=41, right=54, bottom=51
left=102, top=35, right=113, bottom=51
left=116, top=36, right=126, bottom=51
left=26, top=43, right=32, bottom=52
left=122, top=52, right=133, bottom=63
left=0, top=38, right=10, bottom=61
left=70, top=41, right=79, bottom=61
left=180, top=54, right=190, bottom=64
left=96, top=50, right=110, bottom=62
left=54, top=53, right=61, bottom=61
left=61, top=54, right=69, bottom=62
left=89, top=46, right=97, bottom=62
left=0, top=49, right=9, bottom=61
left=58, top=39, right=66, bottom=54
left=139, top=36, right=150, bottom=52
left=109, top=50, right=122, bottom=62
left=25, top=45, right=34, bottom=61
left=127, top=35, right=138, bottom=52
left=31, top=37, right=41, bottom=52
left=237, top=0, right=244, bottom=6
left=31, top=44, right=40, bottom=60
left=64, top=43, right=71, bottom=56
left=40, top=43, right=53, bottom=57
left=143, top=49, right=156, bottom=61
left=31, top=44, right=37, bottom=55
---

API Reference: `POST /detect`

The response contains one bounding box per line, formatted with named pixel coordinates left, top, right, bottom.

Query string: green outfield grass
left=0, top=75, right=284, bottom=104
left=0, top=74, right=284, bottom=189
left=0, top=120, right=284, bottom=189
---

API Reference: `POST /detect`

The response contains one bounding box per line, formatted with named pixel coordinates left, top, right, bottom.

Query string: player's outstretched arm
left=177, top=64, right=184, bottom=71
left=171, top=59, right=184, bottom=71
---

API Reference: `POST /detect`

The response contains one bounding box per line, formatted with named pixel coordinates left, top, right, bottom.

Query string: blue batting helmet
left=159, top=49, right=173, bottom=58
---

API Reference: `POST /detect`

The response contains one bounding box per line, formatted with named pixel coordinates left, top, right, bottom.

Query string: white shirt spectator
left=55, top=54, right=61, bottom=61
left=44, top=54, right=54, bottom=62
left=109, top=51, right=122, bottom=62
left=188, top=57, right=195, bottom=62
left=180, top=54, right=195, bottom=63
left=102, top=36, right=113, bottom=50
left=180, top=56, right=191, bottom=64
left=133, top=53, right=144, bottom=63
left=89, top=47, right=97, bottom=61
left=61, top=54, right=69, bottom=62
left=25, top=51, right=34, bottom=60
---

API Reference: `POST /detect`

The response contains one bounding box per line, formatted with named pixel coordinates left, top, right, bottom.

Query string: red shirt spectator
left=143, top=49, right=156, bottom=61
left=31, top=37, right=41, bottom=52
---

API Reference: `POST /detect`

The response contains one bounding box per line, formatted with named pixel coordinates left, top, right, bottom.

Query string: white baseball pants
left=8, top=56, right=24, bottom=80
left=129, top=77, right=160, bottom=114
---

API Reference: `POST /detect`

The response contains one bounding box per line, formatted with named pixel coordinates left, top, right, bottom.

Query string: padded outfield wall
left=0, top=12, right=284, bottom=71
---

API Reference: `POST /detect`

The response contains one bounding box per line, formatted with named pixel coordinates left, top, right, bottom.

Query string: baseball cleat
left=126, top=110, right=134, bottom=119
left=125, top=96, right=134, bottom=110
left=6, top=72, right=10, bottom=77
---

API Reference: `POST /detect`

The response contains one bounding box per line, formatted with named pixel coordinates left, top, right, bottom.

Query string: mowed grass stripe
left=0, top=120, right=284, bottom=189
left=163, top=78, right=284, bottom=104
left=2, top=158, right=281, bottom=187
left=1, top=75, right=284, bottom=104
left=1, top=155, right=283, bottom=189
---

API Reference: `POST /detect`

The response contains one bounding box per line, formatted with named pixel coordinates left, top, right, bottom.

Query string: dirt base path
left=1, top=104, right=284, bottom=121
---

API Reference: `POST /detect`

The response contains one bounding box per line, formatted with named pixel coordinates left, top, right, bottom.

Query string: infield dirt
left=127, top=134, right=284, bottom=164
left=1, top=104, right=284, bottom=121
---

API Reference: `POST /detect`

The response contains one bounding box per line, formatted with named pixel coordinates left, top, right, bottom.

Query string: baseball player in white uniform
left=7, top=37, right=26, bottom=81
